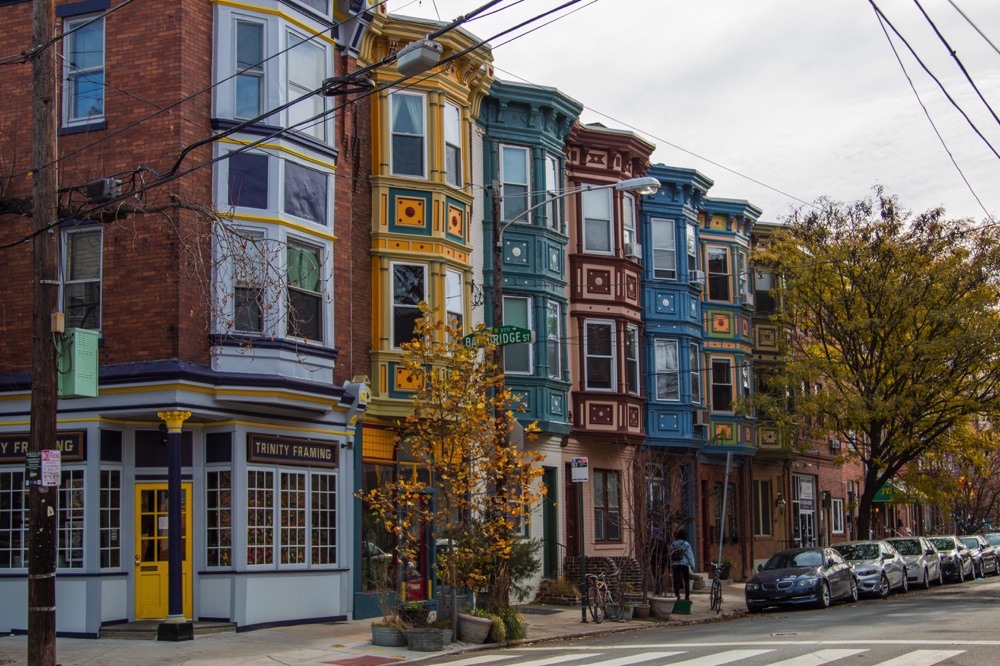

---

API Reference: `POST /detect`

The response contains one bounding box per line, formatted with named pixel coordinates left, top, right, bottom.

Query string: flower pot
left=398, top=606, right=430, bottom=626
left=406, top=627, right=444, bottom=652
left=620, top=603, right=635, bottom=621
left=371, top=624, right=407, bottom=647
left=442, top=628, right=453, bottom=644
left=633, top=603, right=651, bottom=619
left=648, top=596, right=673, bottom=619
left=457, top=613, right=493, bottom=644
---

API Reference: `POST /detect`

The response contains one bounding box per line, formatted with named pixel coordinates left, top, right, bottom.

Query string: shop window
left=582, top=188, right=612, bottom=253
left=58, top=469, right=85, bottom=569
left=654, top=339, right=679, bottom=401
left=62, top=227, right=102, bottom=330
left=247, top=469, right=274, bottom=565
left=361, top=463, right=396, bottom=592
left=310, top=473, right=336, bottom=564
left=753, top=479, right=772, bottom=537
left=280, top=471, right=307, bottom=564
left=100, top=469, right=121, bottom=568
left=593, top=469, right=621, bottom=542
left=247, top=468, right=338, bottom=569
left=0, top=470, right=26, bottom=568
left=651, top=218, right=675, bottom=279
left=206, top=470, right=232, bottom=567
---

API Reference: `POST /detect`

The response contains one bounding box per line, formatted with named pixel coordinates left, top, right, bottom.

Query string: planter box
left=457, top=613, right=493, bottom=644
left=398, top=606, right=430, bottom=626
left=633, top=603, right=651, bottom=619
left=620, top=604, right=635, bottom=621
left=406, top=627, right=445, bottom=652
left=648, top=596, right=673, bottom=619
left=371, top=624, right=407, bottom=647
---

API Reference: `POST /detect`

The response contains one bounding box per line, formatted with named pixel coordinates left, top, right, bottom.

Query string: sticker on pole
left=41, top=450, right=61, bottom=487
left=571, top=457, right=589, bottom=483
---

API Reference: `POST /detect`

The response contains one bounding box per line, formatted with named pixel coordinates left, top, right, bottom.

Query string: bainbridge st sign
left=247, top=433, right=338, bottom=468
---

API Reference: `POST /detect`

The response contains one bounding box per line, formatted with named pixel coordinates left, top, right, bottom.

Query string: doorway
left=134, top=483, right=193, bottom=620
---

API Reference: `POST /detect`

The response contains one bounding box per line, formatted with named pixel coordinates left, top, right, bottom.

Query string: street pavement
left=0, top=581, right=744, bottom=666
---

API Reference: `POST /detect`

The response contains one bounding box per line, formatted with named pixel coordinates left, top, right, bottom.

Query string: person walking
left=670, top=529, right=695, bottom=601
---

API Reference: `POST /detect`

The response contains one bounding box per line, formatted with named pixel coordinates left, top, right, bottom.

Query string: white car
left=885, top=536, right=943, bottom=588
left=833, top=540, right=908, bottom=598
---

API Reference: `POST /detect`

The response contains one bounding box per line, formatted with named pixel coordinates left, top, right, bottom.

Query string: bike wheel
left=710, top=578, right=723, bottom=613
left=604, top=589, right=624, bottom=621
left=587, top=586, right=605, bottom=624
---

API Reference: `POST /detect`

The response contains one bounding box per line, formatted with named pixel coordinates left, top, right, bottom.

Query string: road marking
left=659, top=649, right=774, bottom=666
left=590, top=652, right=686, bottom=665
left=440, top=657, right=515, bottom=666
left=514, top=655, right=606, bottom=666
left=872, top=650, right=965, bottom=666
left=766, top=649, right=868, bottom=665
left=522, top=640, right=1000, bottom=649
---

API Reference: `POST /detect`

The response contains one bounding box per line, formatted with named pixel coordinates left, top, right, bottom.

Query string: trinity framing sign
left=247, top=433, right=338, bottom=468
left=0, top=431, right=86, bottom=462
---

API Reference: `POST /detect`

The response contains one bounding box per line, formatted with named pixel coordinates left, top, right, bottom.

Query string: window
left=831, top=498, right=845, bottom=534
left=582, top=189, right=612, bottom=253
left=206, top=470, right=232, bottom=567
left=233, top=230, right=266, bottom=334
left=235, top=21, right=264, bottom=119
left=741, top=364, right=752, bottom=399
left=707, top=245, right=730, bottom=301
left=246, top=468, right=337, bottom=568
left=286, top=241, right=322, bottom=341
left=755, top=271, right=776, bottom=315
left=286, top=32, right=326, bottom=141
left=63, top=228, right=102, bottom=330
left=546, top=301, right=561, bottom=379
left=711, top=358, right=733, bottom=412
left=622, top=194, right=637, bottom=249
left=392, top=264, right=425, bottom=348
left=654, top=339, right=679, bottom=401
left=444, top=101, right=462, bottom=187
left=58, top=469, right=84, bottom=569
left=753, top=479, right=772, bottom=537
left=687, top=222, right=698, bottom=273
left=63, top=16, right=104, bottom=125
left=284, top=161, right=328, bottom=225
left=715, top=482, right=738, bottom=544
left=545, top=155, right=560, bottom=230
left=99, top=469, right=121, bottom=568
left=227, top=152, right=269, bottom=209
left=625, top=324, right=639, bottom=395
left=593, top=470, right=621, bottom=542
left=584, top=321, right=614, bottom=390
left=651, top=218, right=675, bottom=279
left=503, top=296, right=532, bottom=374
left=446, top=269, right=463, bottom=332
left=293, top=0, right=330, bottom=15
left=0, top=470, right=26, bottom=568
left=501, top=145, right=530, bottom=223
left=690, top=344, right=701, bottom=404
left=391, top=92, right=425, bottom=177
left=737, top=251, right=752, bottom=304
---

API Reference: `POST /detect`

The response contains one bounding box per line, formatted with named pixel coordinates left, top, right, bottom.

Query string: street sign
left=24, top=449, right=61, bottom=487
left=571, top=456, right=589, bottom=483
left=462, top=325, right=535, bottom=348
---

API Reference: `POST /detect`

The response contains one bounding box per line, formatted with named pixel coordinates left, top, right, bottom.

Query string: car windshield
left=986, top=535, right=1000, bottom=547
left=835, top=543, right=879, bottom=560
left=890, top=539, right=921, bottom=555
left=763, top=550, right=823, bottom=570
left=961, top=538, right=979, bottom=549
left=930, top=538, right=955, bottom=551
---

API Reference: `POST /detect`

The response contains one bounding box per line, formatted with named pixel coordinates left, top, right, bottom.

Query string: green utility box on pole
left=58, top=328, right=99, bottom=398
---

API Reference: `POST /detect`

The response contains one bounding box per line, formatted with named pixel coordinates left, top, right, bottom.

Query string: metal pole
left=716, top=451, right=732, bottom=568
left=28, top=0, right=59, bottom=661
left=157, top=411, right=192, bottom=641
left=578, top=479, right=587, bottom=623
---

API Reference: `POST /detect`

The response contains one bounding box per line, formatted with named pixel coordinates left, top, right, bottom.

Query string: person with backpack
left=670, top=529, right=696, bottom=600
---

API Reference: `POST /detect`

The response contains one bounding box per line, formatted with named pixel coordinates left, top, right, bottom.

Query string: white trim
left=583, top=319, right=616, bottom=391
left=389, top=261, right=427, bottom=349
left=61, top=14, right=105, bottom=127
left=389, top=90, right=428, bottom=178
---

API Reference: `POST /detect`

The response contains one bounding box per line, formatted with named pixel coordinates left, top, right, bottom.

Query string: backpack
left=670, top=547, right=685, bottom=563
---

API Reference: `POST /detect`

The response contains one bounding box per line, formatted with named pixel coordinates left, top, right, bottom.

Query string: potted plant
left=457, top=609, right=494, bottom=644
left=370, top=613, right=407, bottom=647
left=717, top=559, right=736, bottom=580
left=397, top=602, right=430, bottom=626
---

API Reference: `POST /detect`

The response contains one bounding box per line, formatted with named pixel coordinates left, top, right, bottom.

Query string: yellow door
left=135, top=483, right=193, bottom=620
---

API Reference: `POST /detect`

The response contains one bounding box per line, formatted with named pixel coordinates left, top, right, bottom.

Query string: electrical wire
left=947, top=0, right=1000, bottom=56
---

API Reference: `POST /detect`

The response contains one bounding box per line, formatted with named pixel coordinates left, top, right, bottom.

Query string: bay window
left=593, top=469, right=621, bottom=542
left=622, top=194, right=637, bottom=249
left=755, top=270, right=776, bottom=315
left=712, top=358, right=734, bottom=412
left=501, top=145, right=530, bottom=223
left=63, top=15, right=105, bottom=125
left=233, top=231, right=266, bottom=334
left=392, top=263, right=426, bottom=348
left=687, top=222, right=698, bottom=273
left=391, top=92, right=425, bottom=177
left=584, top=321, right=614, bottom=390
left=545, top=155, right=560, bottom=230
left=63, top=228, right=102, bottom=330
left=503, top=296, right=532, bottom=374
left=446, top=269, right=463, bottom=332
left=690, top=344, right=702, bottom=404
left=286, top=31, right=326, bottom=141
left=546, top=301, right=561, bottom=380
left=444, top=101, right=462, bottom=187
left=286, top=241, right=323, bottom=341
left=707, top=245, right=730, bottom=301
left=654, top=339, right=679, bottom=401
left=235, top=21, right=265, bottom=119
left=582, top=189, right=612, bottom=253
left=651, top=218, right=675, bottom=279
left=625, top=324, right=640, bottom=395
left=284, top=161, right=328, bottom=225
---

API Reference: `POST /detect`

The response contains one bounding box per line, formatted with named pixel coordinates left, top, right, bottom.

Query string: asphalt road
left=425, top=575, right=1000, bottom=666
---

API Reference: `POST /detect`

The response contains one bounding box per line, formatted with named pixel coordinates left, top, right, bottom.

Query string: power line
left=947, top=0, right=1000, bottom=56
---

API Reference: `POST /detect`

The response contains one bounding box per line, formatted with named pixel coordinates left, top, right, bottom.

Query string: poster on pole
left=41, top=449, right=61, bottom=487
left=571, top=457, right=589, bottom=483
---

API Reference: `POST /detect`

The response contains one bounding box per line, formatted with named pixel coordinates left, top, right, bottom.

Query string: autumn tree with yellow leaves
left=361, top=304, right=545, bottom=634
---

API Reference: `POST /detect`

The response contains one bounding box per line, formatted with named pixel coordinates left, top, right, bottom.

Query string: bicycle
left=709, top=561, right=724, bottom=614
left=585, top=568, right=624, bottom=623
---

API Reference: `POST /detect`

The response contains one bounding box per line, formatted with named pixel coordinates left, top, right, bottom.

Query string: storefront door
left=793, top=475, right=817, bottom=548
left=134, top=483, right=192, bottom=619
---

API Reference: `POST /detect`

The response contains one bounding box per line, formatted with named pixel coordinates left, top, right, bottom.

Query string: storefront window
left=247, top=468, right=337, bottom=568
left=58, top=469, right=85, bottom=569
left=0, top=470, right=26, bottom=568
left=247, top=469, right=274, bottom=565
left=206, top=470, right=232, bottom=567
left=100, top=469, right=121, bottom=568
left=361, top=463, right=395, bottom=592
left=311, top=473, right=336, bottom=565
left=280, top=471, right=307, bottom=565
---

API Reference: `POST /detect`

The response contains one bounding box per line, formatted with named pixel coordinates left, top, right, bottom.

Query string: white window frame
left=62, top=227, right=103, bottom=331
left=391, top=262, right=427, bottom=349
left=99, top=467, right=122, bottom=570
left=687, top=222, right=698, bottom=273
left=282, top=157, right=331, bottom=226
left=711, top=357, right=734, bottom=413
left=584, top=320, right=616, bottom=391
left=503, top=295, right=533, bottom=375
left=285, top=239, right=325, bottom=342
left=390, top=90, right=427, bottom=178
left=57, top=468, right=85, bottom=570
left=445, top=268, right=463, bottom=332
left=625, top=324, right=640, bottom=396
left=654, top=339, right=679, bottom=401
left=234, top=19, right=265, bottom=120
left=62, top=15, right=105, bottom=126
left=546, top=300, right=561, bottom=379
left=707, top=245, right=731, bottom=302
left=206, top=468, right=232, bottom=568
left=444, top=101, right=462, bottom=187
left=285, top=29, right=328, bottom=142
left=690, top=344, right=701, bottom=404
left=582, top=188, right=613, bottom=254
left=651, top=218, right=676, bottom=279
left=545, top=154, right=560, bottom=231
left=0, top=469, right=26, bottom=569
left=500, top=144, right=531, bottom=224
left=622, top=194, right=637, bottom=249
left=831, top=498, right=845, bottom=534
left=290, top=0, right=331, bottom=17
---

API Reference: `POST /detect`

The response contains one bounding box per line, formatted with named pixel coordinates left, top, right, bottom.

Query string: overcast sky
left=396, top=0, right=1000, bottom=223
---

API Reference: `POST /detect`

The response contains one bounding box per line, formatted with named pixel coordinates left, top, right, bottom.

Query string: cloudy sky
left=396, top=0, right=1000, bottom=223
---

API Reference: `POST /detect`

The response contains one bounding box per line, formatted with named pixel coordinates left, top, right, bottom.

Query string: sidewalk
left=0, top=582, right=746, bottom=666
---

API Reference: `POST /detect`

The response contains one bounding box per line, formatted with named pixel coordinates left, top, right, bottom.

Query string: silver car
left=833, top=540, right=908, bottom=598
left=885, top=536, right=943, bottom=588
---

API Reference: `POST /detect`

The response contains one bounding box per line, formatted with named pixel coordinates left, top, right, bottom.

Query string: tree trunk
left=855, top=465, right=882, bottom=539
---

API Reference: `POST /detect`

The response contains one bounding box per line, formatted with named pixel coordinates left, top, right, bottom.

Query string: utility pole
left=28, top=0, right=60, bottom=662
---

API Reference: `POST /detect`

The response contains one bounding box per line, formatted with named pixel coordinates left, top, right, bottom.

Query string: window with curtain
left=546, top=301, right=561, bottom=379
left=284, top=161, right=328, bottom=225
left=712, top=358, right=733, bottom=412
left=625, top=324, right=639, bottom=395
left=234, top=230, right=265, bottom=334
left=391, top=92, right=424, bottom=176
left=503, top=296, right=531, bottom=374
left=227, top=152, right=269, bottom=209
left=235, top=20, right=264, bottom=119
left=594, top=469, right=621, bottom=542
left=392, top=263, right=425, bottom=348
left=63, top=16, right=104, bottom=125
left=63, top=228, right=102, bottom=330
left=655, top=339, right=679, bottom=401
left=708, top=245, right=730, bottom=301
left=652, top=218, right=675, bottom=279
left=286, top=242, right=322, bottom=341
left=446, top=269, right=463, bottom=332
left=582, top=188, right=612, bottom=253
left=286, top=32, right=326, bottom=141
left=584, top=321, right=614, bottom=390
left=501, top=145, right=530, bottom=223
left=444, top=101, right=462, bottom=186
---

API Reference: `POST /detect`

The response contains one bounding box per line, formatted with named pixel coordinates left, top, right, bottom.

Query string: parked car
left=833, top=540, right=908, bottom=598
left=745, top=547, right=858, bottom=613
left=885, top=536, right=943, bottom=588
left=960, top=535, right=1000, bottom=578
left=928, top=536, right=974, bottom=583
left=983, top=533, right=1000, bottom=550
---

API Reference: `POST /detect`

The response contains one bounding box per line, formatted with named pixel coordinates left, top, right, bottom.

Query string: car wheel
left=921, top=568, right=930, bottom=589
left=815, top=581, right=831, bottom=609
left=956, top=564, right=965, bottom=584
left=878, top=574, right=890, bottom=599
left=746, top=604, right=763, bottom=614
left=974, top=561, right=982, bottom=579
left=848, top=576, right=859, bottom=603
left=900, top=572, right=909, bottom=593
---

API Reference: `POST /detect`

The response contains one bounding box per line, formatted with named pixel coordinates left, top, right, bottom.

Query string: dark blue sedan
left=745, top=547, right=859, bottom=613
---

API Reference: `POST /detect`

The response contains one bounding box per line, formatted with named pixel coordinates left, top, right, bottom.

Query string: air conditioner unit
left=625, top=242, right=642, bottom=260
left=693, top=410, right=710, bottom=427
left=691, top=270, right=706, bottom=284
